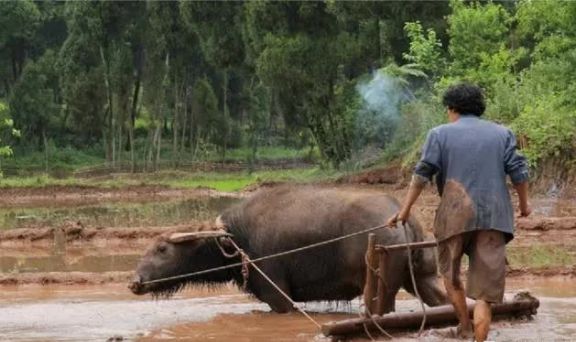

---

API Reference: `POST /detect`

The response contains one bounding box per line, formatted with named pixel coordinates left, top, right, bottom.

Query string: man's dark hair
left=442, top=83, right=486, bottom=116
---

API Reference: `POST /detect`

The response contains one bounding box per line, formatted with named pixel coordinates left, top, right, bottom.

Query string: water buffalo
left=130, top=185, right=446, bottom=313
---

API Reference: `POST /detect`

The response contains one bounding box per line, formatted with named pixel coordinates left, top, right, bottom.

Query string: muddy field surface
left=0, top=182, right=575, bottom=341
left=0, top=279, right=574, bottom=341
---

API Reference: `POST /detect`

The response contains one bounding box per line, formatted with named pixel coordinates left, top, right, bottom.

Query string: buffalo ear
left=168, top=230, right=232, bottom=243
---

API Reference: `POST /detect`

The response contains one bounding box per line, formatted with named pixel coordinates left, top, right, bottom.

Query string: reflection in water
left=0, top=197, right=239, bottom=230
left=0, top=253, right=140, bottom=273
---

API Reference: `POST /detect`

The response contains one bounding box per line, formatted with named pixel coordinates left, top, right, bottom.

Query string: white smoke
left=354, top=71, right=413, bottom=151
left=356, top=71, right=408, bottom=120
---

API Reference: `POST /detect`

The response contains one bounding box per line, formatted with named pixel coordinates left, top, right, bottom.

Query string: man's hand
left=513, top=182, right=531, bottom=218
left=387, top=208, right=410, bottom=228
left=518, top=204, right=532, bottom=218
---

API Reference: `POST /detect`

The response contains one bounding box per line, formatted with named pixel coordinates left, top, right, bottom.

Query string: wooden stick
left=376, top=240, right=438, bottom=252
left=363, top=233, right=378, bottom=316
left=375, top=250, right=388, bottom=315
left=322, top=293, right=539, bottom=337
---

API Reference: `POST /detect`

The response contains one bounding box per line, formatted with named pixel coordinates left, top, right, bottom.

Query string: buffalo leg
left=250, top=267, right=294, bottom=313
left=381, top=269, right=405, bottom=314
left=404, top=274, right=448, bottom=307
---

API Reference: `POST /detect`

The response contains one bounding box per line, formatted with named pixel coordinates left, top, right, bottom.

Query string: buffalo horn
left=168, top=230, right=232, bottom=243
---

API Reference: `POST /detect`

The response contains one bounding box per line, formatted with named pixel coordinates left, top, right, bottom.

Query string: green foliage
left=191, top=78, right=226, bottom=151
left=0, top=101, right=16, bottom=159
left=1, top=0, right=575, bottom=180
left=9, top=50, right=61, bottom=145
left=403, top=21, right=444, bottom=77
left=512, top=90, right=576, bottom=166
left=0, top=0, right=41, bottom=88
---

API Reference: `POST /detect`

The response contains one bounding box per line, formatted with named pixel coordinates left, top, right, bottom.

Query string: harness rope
left=402, top=222, right=428, bottom=337
left=141, top=223, right=392, bottom=286
left=224, top=238, right=322, bottom=329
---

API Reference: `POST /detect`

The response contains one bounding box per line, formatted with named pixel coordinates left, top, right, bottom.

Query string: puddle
left=0, top=243, right=145, bottom=274
left=0, top=197, right=239, bottom=230
left=0, top=280, right=574, bottom=341
left=0, top=250, right=140, bottom=273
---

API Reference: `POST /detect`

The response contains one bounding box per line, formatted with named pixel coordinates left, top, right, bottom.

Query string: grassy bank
left=0, top=167, right=345, bottom=192
left=508, top=245, right=576, bottom=269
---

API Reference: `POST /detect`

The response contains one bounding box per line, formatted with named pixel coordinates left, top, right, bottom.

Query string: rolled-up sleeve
left=414, top=129, right=441, bottom=182
left=504, top=129, right=529, bottom=184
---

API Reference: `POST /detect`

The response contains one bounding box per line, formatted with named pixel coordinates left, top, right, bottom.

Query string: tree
left=181, top=1, right=246, bottom=161
left=9, top=50, right=61, bottom=171
left=0, top=0, right=41, bottom=89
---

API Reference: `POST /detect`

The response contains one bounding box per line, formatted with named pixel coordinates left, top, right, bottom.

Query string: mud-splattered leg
left=404, top=275, right=448, bottom=307
left=249, top=267, right=294, bottom=313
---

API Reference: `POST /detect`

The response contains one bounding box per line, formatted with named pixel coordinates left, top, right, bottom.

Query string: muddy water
left=0, top=197, right=238, bottom=273
left=0, top=246, right=140, bottom=273
left=0, top=197, right=239, bottom=230
left=0, top=279, right=575, bottom=342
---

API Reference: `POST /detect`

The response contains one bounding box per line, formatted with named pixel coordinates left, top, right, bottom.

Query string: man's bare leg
left=473, top=299, right=492, bottom=342
left=443, top=276, right=473, bottom=338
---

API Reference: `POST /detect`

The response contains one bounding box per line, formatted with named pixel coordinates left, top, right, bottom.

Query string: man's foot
left=457, top=323, right=474, bottom=339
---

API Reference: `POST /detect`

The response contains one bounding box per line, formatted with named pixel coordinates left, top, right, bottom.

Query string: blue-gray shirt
left=414, top=115, right=529, bottom=242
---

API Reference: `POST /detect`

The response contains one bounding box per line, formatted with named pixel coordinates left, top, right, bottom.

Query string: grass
left=507, top=245, right=576, bottom=269
left=0, top=167, right=346, bottom=192
left=160, top=168, right=344, bottom=192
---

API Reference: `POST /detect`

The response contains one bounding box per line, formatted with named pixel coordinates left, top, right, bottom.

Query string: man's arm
left=504, top=129, right=531, bottom=217
left=387, top=175, right=427, bottom=227
left=388, top=130, right=441, bottom=227
left=513, top=181, right=531, bottom=217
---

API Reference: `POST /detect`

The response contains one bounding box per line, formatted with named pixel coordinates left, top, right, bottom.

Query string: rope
left=225, top=238, right=322, bottom=329
left=402, top=222, right=427, bottom=337
left=361, top=304, right=394, bottom=340
left=141, top=223, right=391, bottom=286
left=215, top=238, right=249, bottom=289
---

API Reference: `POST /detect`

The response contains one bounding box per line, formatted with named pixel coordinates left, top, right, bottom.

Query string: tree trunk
left=172, top=78, right=179, bottom=167
left=180, top=85, right=189, bottom=155
left=130, top=44, right=143, bottom=173
left=42, top=128, right=49, bottom=174
left=100, top=45, right=115, bottom=167
left=222, top=68, right=229, bottom=162
left=155, top=118, right=162, bottom=171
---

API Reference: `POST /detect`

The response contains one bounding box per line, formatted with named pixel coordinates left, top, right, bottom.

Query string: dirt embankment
left=0, top=222, right=218, bottom=248
left=1, top=216, right=575, bottom=247
left=0, top=272, right=132, bottom=286
left=0, top=185, right=242, bottom=207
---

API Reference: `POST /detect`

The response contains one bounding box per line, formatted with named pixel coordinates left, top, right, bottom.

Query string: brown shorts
left=438, top=229, right=506, bottom=303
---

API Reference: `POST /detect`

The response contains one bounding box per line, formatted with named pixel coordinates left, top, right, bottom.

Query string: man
left=388, top=83, right=531, bottom=342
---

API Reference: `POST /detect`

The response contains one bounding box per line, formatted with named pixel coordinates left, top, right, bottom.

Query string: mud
left=0, top=280, right=574, bottom=341
left=0, top=271, right=132, bottom=286
left=0, top=224, right=216, bottom=246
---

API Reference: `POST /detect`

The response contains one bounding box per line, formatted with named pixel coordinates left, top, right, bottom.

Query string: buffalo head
left=129, top=228, right=233, bottom=297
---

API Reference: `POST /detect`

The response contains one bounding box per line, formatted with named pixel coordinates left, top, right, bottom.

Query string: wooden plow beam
left=325, top=233, right=540, bottom=338
left=322, top=292, right=539, bottom=337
